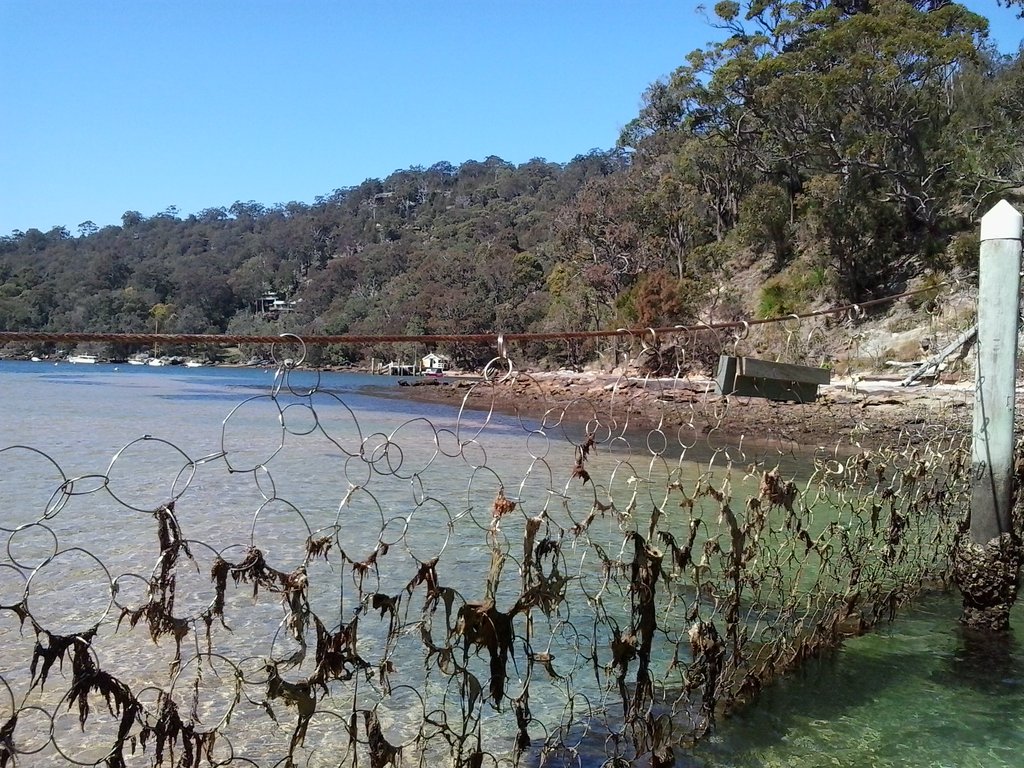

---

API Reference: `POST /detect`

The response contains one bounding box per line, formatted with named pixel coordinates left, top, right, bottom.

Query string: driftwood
left=900, top=325, right=977, bottom=387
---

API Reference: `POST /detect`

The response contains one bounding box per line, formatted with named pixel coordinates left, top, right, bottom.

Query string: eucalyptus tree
left=622, top=0, right=997, bottom=300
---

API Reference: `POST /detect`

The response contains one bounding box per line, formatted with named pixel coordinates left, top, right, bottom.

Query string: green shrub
left=757, top=279, right=799, bottom=318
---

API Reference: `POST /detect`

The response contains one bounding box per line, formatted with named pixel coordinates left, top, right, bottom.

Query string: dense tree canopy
left=1, top=1, right=1021, bottom=368
left=621, top=0, right=1020, bottom=301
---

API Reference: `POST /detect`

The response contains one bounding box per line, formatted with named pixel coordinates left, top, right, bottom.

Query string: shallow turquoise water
left=694, top=593, right=1024, bottom=767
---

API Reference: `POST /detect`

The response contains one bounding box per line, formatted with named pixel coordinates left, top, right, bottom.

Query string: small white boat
left=184, top=360, right=204, bottom=368
left=67, top=354, right=99, bottom=364
left=147, top=358, right=166, bottom=367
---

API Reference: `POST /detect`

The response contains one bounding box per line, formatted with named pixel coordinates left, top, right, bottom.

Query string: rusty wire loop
left=0, top=279, right=956, bottom=353
left=0, top=315, right=978, bottom=767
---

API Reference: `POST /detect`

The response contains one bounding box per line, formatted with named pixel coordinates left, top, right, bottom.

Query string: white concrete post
left=971, top=200, right=1024, bottom=543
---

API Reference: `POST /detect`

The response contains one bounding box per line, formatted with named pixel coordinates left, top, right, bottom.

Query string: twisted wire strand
left=0, top=283, right=950, bottom=349
left=0, top=314, right=976, bottom=767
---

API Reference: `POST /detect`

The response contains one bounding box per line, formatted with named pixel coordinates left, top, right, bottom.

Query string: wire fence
left=0, top=302, right=981, bottom=767
left=0, top=280, right=958, bottom=353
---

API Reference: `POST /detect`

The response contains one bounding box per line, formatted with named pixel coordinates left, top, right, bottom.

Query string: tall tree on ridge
left=622, top=0, right=996, bottom=300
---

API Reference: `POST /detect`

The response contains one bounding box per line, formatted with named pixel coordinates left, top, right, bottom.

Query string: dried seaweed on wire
left=0, top=326, right=979, bottom=765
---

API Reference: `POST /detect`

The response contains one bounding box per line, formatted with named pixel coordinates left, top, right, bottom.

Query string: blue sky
left=1, top=1, right=1020, bottom=237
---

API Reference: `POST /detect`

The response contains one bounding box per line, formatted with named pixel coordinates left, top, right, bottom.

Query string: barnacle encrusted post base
left=954, top=533, right=1022, bottom=631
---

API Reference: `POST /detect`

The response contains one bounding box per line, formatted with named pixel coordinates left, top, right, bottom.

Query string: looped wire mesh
left=0, top=326, right=973, bottom=767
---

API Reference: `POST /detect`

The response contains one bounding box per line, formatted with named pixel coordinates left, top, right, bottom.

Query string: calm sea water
left=0, top=359, right=1021, bottom=766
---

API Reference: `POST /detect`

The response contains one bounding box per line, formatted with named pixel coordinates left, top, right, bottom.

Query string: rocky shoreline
left=388, top=370, right=974, bottom=453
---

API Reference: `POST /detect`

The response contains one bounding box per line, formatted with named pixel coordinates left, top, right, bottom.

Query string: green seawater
left=694, top=593, right=1024, bottom=767
left=3, top=362, right=1021, bottom=766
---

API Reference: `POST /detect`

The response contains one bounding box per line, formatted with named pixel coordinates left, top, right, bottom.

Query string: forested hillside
left=2, top=0, right=1021, bottom=368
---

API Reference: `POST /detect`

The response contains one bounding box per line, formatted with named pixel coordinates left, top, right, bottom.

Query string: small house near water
left=374, top=352, right=451, bottom=376
left=421, top=352, right=451, bottom=371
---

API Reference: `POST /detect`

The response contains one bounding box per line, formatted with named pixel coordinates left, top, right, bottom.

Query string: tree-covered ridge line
left=0, top=155, right=622, bottom=366
left=1, top=1, right=1021, bottom=369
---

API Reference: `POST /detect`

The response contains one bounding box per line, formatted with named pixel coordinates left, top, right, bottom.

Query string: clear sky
left=1, top=1, right=1020, bottom=237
